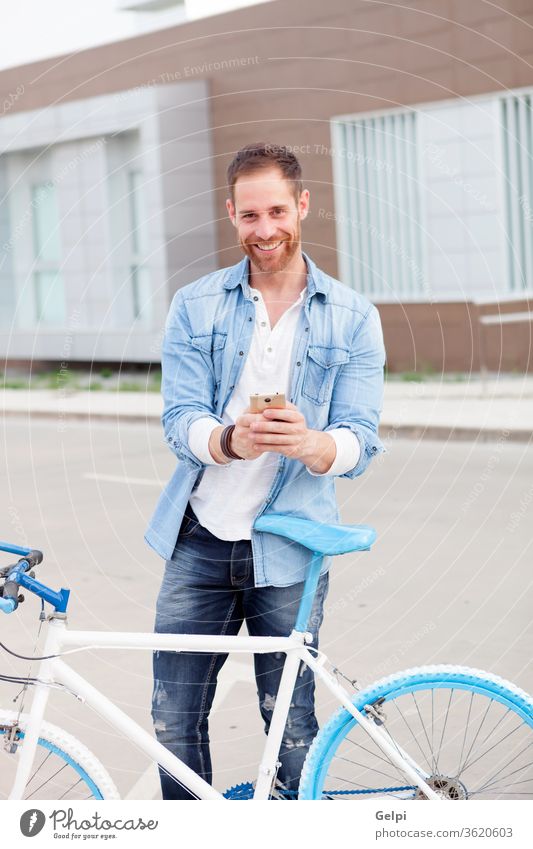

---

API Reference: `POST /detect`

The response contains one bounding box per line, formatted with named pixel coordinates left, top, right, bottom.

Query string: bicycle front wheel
left=0, top=710, right=120, bottom=800
left=299, top=666, right=533, bottom=800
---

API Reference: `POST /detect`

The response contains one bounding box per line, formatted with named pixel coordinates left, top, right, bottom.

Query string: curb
left=1, top=409, right=159, bottom=426
left=379, top=423, right=532, bottom=443
left=2, top=408, right=530, bottom=443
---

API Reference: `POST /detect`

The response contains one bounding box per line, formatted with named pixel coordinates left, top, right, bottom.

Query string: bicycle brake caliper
left=2, top=723, right=21, bottom=754
left=364, top=698, right=387, bottom=725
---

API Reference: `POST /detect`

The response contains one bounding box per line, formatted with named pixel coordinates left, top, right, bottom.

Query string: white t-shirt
left=188, top=286, right=359, bottom=540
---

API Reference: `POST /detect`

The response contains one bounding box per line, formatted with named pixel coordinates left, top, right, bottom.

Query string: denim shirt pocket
left=301, top=345, right=350, bottom=406
left=190, top=331, right=227, bottom=402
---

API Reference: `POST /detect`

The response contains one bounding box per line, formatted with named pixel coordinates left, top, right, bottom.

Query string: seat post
left=294, top=551, right=323, bottom=633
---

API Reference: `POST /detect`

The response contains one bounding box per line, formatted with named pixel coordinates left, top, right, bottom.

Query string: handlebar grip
left=23, top=550, right=43, bottom=568
left=0, top=597, right=17, bottom=614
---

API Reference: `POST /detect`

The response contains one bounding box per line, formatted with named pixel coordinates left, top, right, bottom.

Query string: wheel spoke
left=471, top=756, right=533, bottom=796
left=411, top=691, right=434, bottom=769
left=332, top=753, right=406, bottom=785
left=435, top=688, right=453, bottom=772
left=26, top=762, right=69, bottom=799
left=390, top=698, right=433, bottom=773
left=299, top=673, right=533, bottom=801
left=461, top=723, right=527, bottom=775
left=457, top=694, right=493, bottom=775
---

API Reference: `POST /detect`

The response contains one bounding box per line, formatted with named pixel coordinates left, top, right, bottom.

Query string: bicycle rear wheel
left=299, top=666, right=533, bottom=800
left=0, top=710, right=120, bottom=800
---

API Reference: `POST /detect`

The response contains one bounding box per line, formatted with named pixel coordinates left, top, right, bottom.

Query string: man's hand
left=231, top=410, right=265, bottom=460
left=249, top=402, right=337, bottom=473
left=208, top=409, right=263, bottom=463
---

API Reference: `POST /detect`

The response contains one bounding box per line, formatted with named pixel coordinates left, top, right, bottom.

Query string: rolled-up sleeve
left=188, top=416, right=224, bottom=465
left=307, top=427, right=361, bottom=477
left=324, top=304, right=386, bottom=479
left=161, top=293, right=223, bottom=472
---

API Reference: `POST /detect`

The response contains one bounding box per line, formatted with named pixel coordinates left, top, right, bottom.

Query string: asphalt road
left=0, top=416, right=531, bottom=798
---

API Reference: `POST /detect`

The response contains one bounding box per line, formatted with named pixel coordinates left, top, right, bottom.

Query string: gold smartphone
left=249, top=392, right=286, bottom=413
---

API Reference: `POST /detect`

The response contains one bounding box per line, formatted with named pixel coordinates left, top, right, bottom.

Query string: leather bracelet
left=219, top=424, right=244, bottom=460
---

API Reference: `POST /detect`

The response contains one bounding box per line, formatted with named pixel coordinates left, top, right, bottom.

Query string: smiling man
left=146, top=142, right=386, bottom=800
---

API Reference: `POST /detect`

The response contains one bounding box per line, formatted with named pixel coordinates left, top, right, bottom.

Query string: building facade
left=0, top=0, right=532, bottom=371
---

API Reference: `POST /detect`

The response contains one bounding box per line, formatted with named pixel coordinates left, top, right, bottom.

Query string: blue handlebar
left=0, top=597, right=17, bottom=614
left=0, top=541, right=31, bottom=557
left=1, top=541, right=68, bottom=614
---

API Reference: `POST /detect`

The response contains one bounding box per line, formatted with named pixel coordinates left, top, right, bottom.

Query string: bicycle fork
left=303, top=650, right=441, bottom=801
left=8, top=625, right=59, bottom=800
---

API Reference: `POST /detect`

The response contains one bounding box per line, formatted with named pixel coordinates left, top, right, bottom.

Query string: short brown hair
left=226, top=142, right=303, bottom=205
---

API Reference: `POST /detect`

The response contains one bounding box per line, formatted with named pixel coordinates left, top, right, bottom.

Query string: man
left=145, top=142, right=385, bottom=799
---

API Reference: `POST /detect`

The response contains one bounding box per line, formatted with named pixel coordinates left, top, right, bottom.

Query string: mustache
left=244, top=237, right=291, bottom=245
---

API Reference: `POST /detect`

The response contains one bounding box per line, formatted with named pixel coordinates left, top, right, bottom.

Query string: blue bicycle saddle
left=253, top=513, right=377, bottom=556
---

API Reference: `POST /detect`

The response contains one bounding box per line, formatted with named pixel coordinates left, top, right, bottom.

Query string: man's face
left=226, top=166, right=309, bottom=274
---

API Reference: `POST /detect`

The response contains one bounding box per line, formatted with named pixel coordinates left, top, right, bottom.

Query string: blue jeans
left=151, top=502, right=329, bottom=800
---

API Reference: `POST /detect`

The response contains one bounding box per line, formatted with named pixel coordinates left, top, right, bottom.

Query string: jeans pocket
left=175, top=504, right=202, bottom=545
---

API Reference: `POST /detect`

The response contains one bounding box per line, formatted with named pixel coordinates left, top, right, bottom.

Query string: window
left=106, top=132, right=152, bottom=327
left=331, top=111, right=425, bottom=299
left=128, top=169, right=150, bottom=321
left=500, top=92, right=533, bottom=291
left=31, top=181, right=65, bottom=324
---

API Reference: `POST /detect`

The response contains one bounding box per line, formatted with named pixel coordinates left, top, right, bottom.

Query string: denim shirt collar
left=222, top=251, right=329, bottom=302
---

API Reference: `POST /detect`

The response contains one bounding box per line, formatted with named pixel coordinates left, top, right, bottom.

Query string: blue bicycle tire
left=298, top=665, right=533, bottom=800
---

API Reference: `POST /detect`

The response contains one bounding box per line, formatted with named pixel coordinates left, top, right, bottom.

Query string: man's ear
left=299, top=188, right=310, bottom=221
left=226, top=198, right=237, bottom=226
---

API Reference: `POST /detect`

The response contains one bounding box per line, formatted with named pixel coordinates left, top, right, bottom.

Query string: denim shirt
left=144, top=251, right=386, bottom=587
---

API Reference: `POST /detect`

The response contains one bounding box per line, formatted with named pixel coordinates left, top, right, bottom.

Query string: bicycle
left=0, top=512, right=532, bottom=800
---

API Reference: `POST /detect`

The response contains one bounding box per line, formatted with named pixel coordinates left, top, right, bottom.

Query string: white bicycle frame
left=9, top=614, right=440, bottom=800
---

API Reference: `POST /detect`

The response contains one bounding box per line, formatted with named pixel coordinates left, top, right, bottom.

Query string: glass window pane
left=333, top=111, right=423, bottom=299
left=32, top=181, right=61, bottom=262
left=34, top=271, right=65, bottom=325
left=130, top=264, right=151, bottom=323
left=128, top=170, right=146, bottom=256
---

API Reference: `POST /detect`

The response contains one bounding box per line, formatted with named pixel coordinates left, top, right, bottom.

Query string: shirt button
left=261, top=321, right=267, bottom=327
left=253, top=296, right=259, bottom=301
left=297, top=361, right=301, bottom=367
left=305, top=327, right=309, bottom=332
left=267, top=347, right=272, bottom=353
left=239, top=351, right=244, bottom=356
left=248, top=317, right=253, bottom=322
